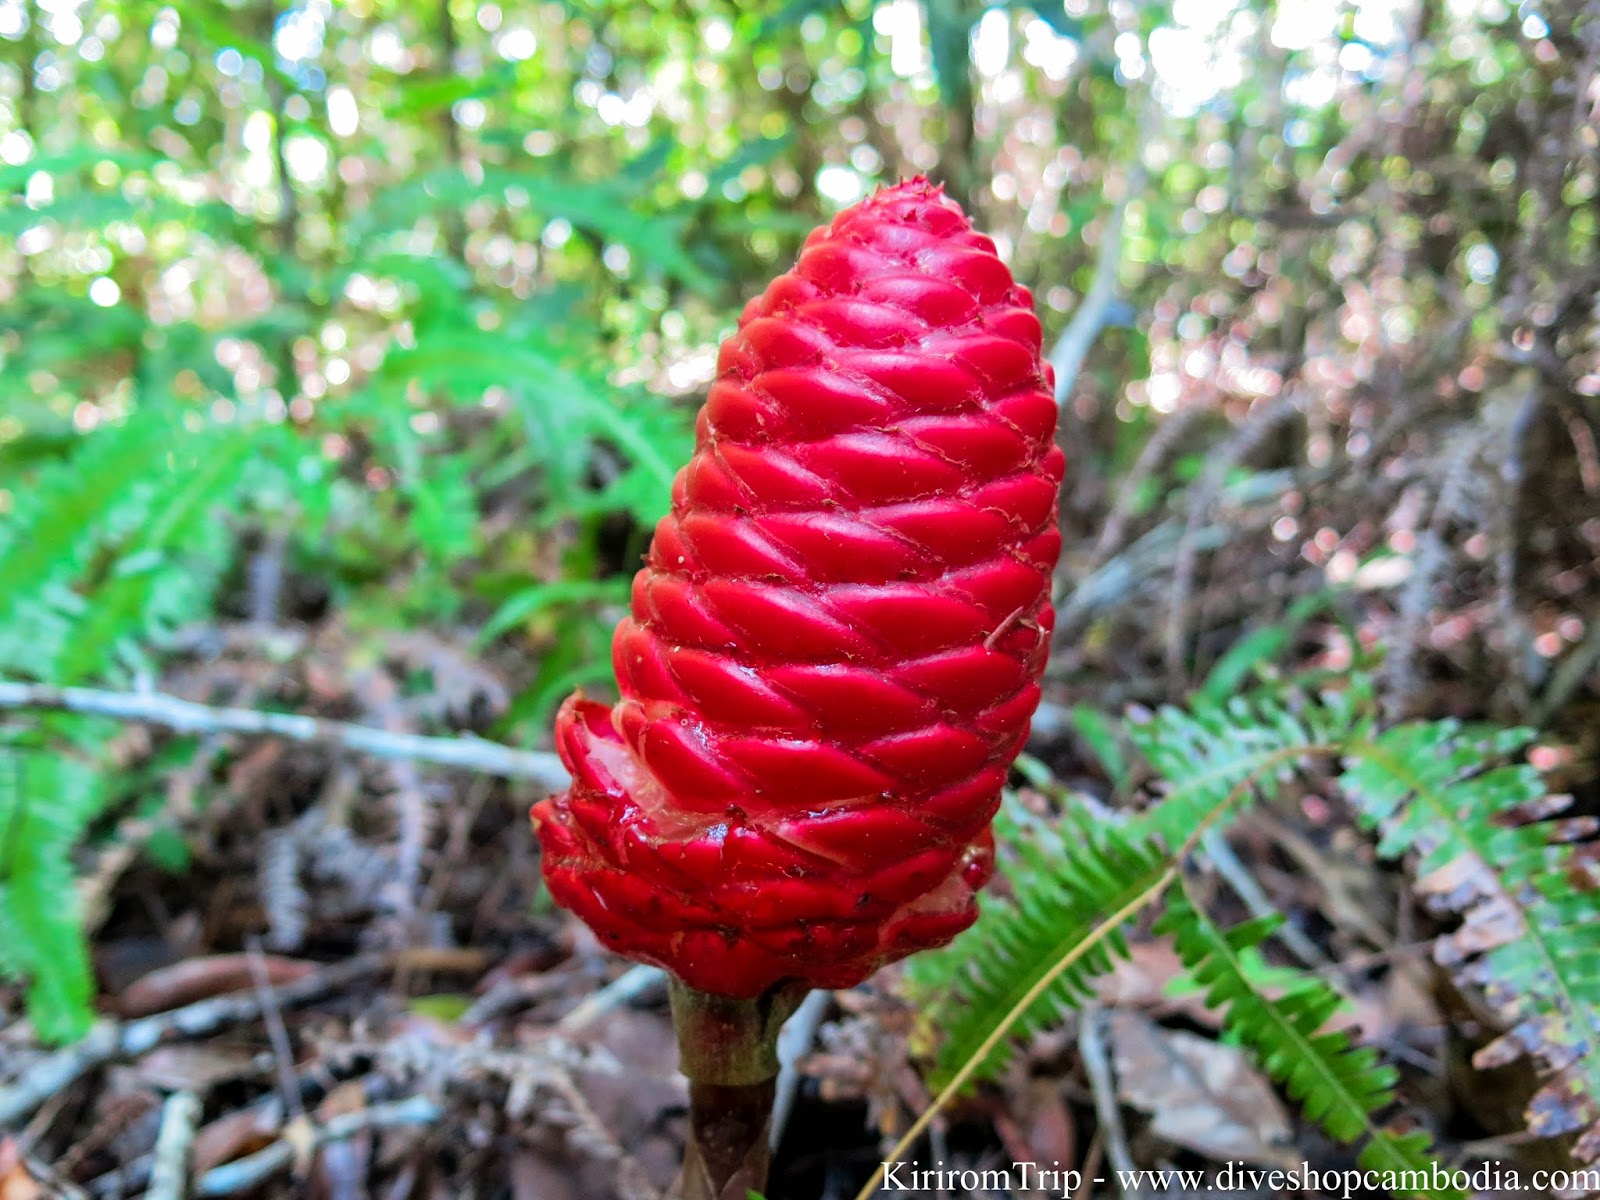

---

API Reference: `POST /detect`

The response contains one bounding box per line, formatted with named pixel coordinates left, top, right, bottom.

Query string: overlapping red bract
left=531, top=179, right=1064, bottom=996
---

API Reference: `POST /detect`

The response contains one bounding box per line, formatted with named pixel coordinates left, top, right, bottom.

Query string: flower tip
left=870, top=174, right=945, bottom=202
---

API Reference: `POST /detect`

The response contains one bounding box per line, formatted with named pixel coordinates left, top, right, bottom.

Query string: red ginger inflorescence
left=532, top=179, right=1064, bottom=997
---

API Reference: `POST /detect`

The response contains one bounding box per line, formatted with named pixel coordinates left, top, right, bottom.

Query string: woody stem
left=669, top=978, right=809, bottom=1200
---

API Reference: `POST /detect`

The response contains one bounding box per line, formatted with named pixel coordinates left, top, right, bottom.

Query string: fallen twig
left=0, top=957, right=381, bottom=1128
left=555, top=964, right=666, bottom=1033
left=245, top=939, right=307, bottom=1122
left=1537, top=606, right=1600, bottom=724
left=192, top=1095, right=441, bottom=1197
left=1162, top=394, right=1301, bottom=690
left=146, top=1091, right=201, bottom=1200
left=1078, top=1005, right=1138, bottom=1200
left=769, top=990, right=830, bottom=1151
left=1199, top=828, right=1329, bottom=969
left=0, top=681, right=570, bottom=788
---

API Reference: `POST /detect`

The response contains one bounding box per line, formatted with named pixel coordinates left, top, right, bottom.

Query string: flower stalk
left=670, top=978, right=808, bottom=1200
left=529, top=176, right=1063, bottom=1192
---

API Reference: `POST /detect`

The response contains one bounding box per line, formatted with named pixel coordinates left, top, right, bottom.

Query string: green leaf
left=476, top=579, right=630, bottom=647
left=1064, top=703, right=1130, bottom=793
left=904, top=801, right=1170, bottom=1082
left=1158, top=889, right=1463, bottom=1199
left=1199, top=592, right=1336, bottom=702
left=0, top=752, right=106, bottom=1043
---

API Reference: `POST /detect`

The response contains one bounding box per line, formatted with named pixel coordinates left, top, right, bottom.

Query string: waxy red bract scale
left=531, top=178, right=1064, bottom=997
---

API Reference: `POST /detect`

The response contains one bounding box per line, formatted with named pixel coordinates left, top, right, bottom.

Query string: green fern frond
left=345, top=319, right=690, bottom=545
left=904, top=801, right=1170, bottom=1083
left=1343, top=724, right=1600, bottom=1160
left=905, top=690, right=1360, bottom=1086
left=1156, top=888, right=1461, bottom=1199
left=54, top=427, right=251, bottom=684
left=0, top=413, right=253, bottom=1040
left=1127, top=686, right=1369, bottom=851
left=0, top=411, right=178, bottom=679
left=0, top=751, right=107, bottom=1043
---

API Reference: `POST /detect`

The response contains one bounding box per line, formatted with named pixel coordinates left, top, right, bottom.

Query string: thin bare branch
left=145, top=1091, right=201, bottom=1200
left=0, top=681, right=569, bottom=789
left=193, top=1095, right=442, bottom=1197
left=0, top=957, right=381, bottom=1128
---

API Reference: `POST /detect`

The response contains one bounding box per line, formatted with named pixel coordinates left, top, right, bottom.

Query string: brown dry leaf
left=1522, top=1064, right=1600, bottom=1141
left=0, top=1140, right=42, bottom=1200
left=192, top=1107, right=283, bottom=1176
left=567, top=1008, right=687, bottom=1166
left=1334, top=956, right=1439, bottom=1045
left=509, top=1151, right=583, bottom=1200
left=136, top=1043, right=266, bottom=1092
left=117, top=953, right=317, bottom=1016
left=1109, top=1011, right=1295, bottom=1167
left=1093, top=940, right=1222, bottom=1028
left=993, top=1080, right=1076, bottom=1174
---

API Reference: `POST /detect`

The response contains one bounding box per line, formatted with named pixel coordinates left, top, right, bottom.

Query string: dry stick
left=1162, top=394, right=1301, bottom=692
left=1056, top=470, right=1292, bottom=640
left=1490, top=388, right=1544, bottom=716
left=0, top=681, right=570, bottom=789
left=1536, top=608, right=1600, bottom=725
left=768, top=989, right=830, bottom=1152
left=245, top=938, right=306, bottom=1123
left=1199, top=827, right=1329, bottom=969
left=1381, top=424, right=1492, bottom=718
left=850, top=743, right=1328, bottom=1200
left=1082, top=404, right=1212, bottom=577
left=556, top=963, right=667, bottom=1033
left=1077, top=1005, right=1138, bottom=1200
left=0, top=956, right=382, bottom=1128
left=146, top=1091, right=201, bottom=1200
left=192, top=1095, right=442, bottom=1197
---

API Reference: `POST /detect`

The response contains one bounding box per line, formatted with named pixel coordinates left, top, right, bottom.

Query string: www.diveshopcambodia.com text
left=878, top=1158, right=1593, bottom=1196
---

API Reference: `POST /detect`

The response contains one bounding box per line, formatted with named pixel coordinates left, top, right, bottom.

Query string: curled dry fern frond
left=1343, top=723, right=1600, bottom=1166
left=1158, top=888, right=1461, bottom=1200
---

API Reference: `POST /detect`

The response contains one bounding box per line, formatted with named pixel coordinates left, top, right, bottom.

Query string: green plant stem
left=669, top=978, right=807, bottom=1200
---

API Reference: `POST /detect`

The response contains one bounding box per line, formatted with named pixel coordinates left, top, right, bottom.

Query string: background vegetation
left=1, top=0, right=1598, bottom=1196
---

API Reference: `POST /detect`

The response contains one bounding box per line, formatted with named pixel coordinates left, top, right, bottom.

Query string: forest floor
left=0, top=598, right=1592, bottom=1200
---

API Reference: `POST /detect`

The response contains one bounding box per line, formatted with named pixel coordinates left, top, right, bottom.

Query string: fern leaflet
left=905, top=802, right=1169, bottom=1082
left=0, top=751, right=107, bottom=1042
left=1157, top=887, right=1461, bottom=1199
left=1127, top=686, right=1365, bottom=851
left=0, top=414, right=252, bottom=1040
left=0, top=410, right=178, bottom=680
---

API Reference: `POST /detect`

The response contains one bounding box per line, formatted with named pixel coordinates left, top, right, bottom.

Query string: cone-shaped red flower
left=532, top=179, right=1063, bottom=997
